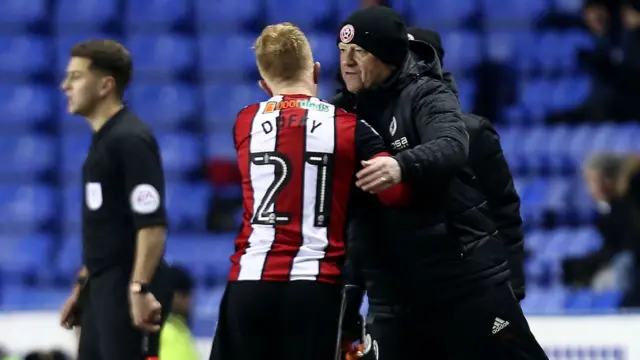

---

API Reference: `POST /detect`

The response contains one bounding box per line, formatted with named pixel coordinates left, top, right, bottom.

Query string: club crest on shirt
left=340, top=24, right=355, bottom=43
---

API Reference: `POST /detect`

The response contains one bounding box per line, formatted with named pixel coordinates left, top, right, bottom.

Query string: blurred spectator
left=23, top=350, right=70, bottom=360
left=159, top=265, right=199, bottom=360
left=563, top=153, right=638, bottom=303
left=205, top=157, right=242, bottom=233
left=617, top=155, right=640, bottom=306
left=549, top=0, right=640, bottom=122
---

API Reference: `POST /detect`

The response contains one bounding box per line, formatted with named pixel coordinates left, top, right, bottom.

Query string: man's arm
left=469, top=116, right=526, bottom=300
left=394, top=79, right=469, bottom=185
left=113, top=134, right=168, bottom=284
left=355, top=118, right=412, bottom=206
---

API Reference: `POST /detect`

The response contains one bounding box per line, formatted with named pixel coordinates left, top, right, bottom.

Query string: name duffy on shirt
left=261, top=113, right=323, bottom=134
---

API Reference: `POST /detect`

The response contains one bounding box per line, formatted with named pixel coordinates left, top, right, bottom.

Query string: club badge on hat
left=340, top=24, right=355, bottom=43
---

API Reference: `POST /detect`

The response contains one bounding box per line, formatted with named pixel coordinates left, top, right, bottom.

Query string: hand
left=355, top=156, right=402, bottom=194
left=60, top=289, right=80, bottom=329
left=129, top=291, right=162, bottom=332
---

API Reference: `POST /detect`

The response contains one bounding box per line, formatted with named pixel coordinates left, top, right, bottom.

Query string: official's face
left=60, top=57, right=107, bottom=116
left=338, top=43, right=388, bottom=93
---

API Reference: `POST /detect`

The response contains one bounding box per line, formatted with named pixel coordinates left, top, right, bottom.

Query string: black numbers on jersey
left=251, top=152, right=292, bottom=225
left=250, top=151, right=335, bottom=228
left=306, top=152, right=334, bottom=227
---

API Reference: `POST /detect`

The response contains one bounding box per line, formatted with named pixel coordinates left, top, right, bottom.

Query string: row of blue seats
left=0, top=31, right=592, bottom=77
left=1, top=123, right=637, bottom=178
left=0, top=177, right=595, bottom=233
left=0, top=81, right=475, bottom=131
left=0, top=0, right=583, bottom=32
left=0, top=226, right=601, bottom=282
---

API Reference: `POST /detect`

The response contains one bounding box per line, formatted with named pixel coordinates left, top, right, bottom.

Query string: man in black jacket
left=407, top=26, right=526, bottom=302
left=334, top=7, right=547, bottom=360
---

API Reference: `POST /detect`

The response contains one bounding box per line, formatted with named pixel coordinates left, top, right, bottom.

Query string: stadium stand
left=0, top=0, right=637, bottom=345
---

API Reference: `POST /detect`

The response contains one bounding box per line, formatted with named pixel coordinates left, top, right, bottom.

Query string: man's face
left=60, top=57, right=104, bottom=116
left=584, top=168, right=613, bottom=202
left=338, top=43, right=389, bottom=93
left=171, top=291, right=192, bottom=317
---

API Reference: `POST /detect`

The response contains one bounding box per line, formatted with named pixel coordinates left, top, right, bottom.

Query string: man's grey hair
left=583, top=152, right=625, bottom=179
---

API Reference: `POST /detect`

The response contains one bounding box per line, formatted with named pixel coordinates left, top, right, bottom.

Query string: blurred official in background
left=57, top=39, right=172, bottom=360
left=159, top=265, right=199, bottom=360
left=407, top=26, right=526, bottom=302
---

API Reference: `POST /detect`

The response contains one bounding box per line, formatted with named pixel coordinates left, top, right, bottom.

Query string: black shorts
left=77, top=263, right=172, bottom=360
left=210, top=280, right=341, bottom=360
left=367, top=282, right=549, bottom=360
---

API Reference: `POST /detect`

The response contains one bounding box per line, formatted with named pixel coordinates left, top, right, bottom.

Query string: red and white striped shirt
left=229, top=94, right=410, bottom=284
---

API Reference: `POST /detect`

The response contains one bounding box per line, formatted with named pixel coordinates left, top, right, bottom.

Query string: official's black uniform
left=333, top=8, right=547, bottom=360
left=78, top=107, right=172, bottom=360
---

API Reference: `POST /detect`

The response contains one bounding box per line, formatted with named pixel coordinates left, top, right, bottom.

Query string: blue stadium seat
left=318, top=84, right=335, bottom=101
left=0, top=286, right=68, bottom=310
left=0, top=84, right=54, bottom=129
left=439, top=32, right=482, bottom=70
left=194, top=0, right=259, bottom=30
left=609, top=123, right=640, bottom=152
left=0, top=234, right=53, bottom=273
left=337, top=0, right=361, bottom=21
left=565, top=289, right=594, bottom=310
left=0, top=0, right=46, bottom=30
left=199, top=34, right=257, bottom=75
left=203, top=84, right=267, bottom=131
left=592, top=290, right=623, bottom=310
left=411, top=0, right=477, bottom=25
left=565, top=124, right=594, bottom=166
left=545, top=125, right=572, bottom=173
left=544, top=178, right=572, bottom=217
left=60, top=132, right=91, bottom=181
left=483, top=0, right=550, bottom=25
left=589, top=123, right=619, bottom=153
left=165, top=234, right=234, bottom=280
left=55, top=33, right=121, bottom=73
left=550, top=77, right=590, bottom=111
left=165, top=182, right=211, bottom=230
left=54, top=0, right=117, bottom=30
left=125, top=0, right=190, bottom=30
left=0, top=134, right=55, bottom=178
left=520, top=78, right=555, bottom=120
left=307, top=34, right=339, bottom=70
left=127, top=35, right=195, bottom=74
left=0, top=185, right=56, bottom=230
left=156, top=132, right=202, bottom=176
left=192, top=286, right=226, bottom=336
left=265, top=0, right=332, bottom=28
left=539, top=286, right=569, bottom=313
left=553, top=0, right=583, bottom=14
left=456, top=79, right=477, bottom=112
left=129, top=83, right=198, bottom=129
left=206, top=133, right=238, bottom=160
left=62, top=185, right=82, bottom=235
left=0, top=36, right=49, bottom=76
left=55, top=235, right=82, bottom=278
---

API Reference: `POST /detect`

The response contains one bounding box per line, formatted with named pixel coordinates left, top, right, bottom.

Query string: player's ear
left=258, top=79, right=273, bottom=97
left=313, top=62, right=321, bottom=85
left=99, top=76, right=115, bottom=97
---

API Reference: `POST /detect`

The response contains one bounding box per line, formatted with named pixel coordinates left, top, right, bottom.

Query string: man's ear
left=313, top=62, right=321, bottom=85
left=258, top=79, right=273, bottom=97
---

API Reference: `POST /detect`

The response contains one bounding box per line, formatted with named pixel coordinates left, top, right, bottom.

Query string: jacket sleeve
left=394, top=79, right=469, bottom=185
left=470, top=117, right=525, bottom=300
left=355, top=119, right=412, bottom=206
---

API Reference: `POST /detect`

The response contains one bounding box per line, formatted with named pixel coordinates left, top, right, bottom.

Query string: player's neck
left=86, top=100, right=125, bottom=133
left=274, top=85, right=315, bottom=97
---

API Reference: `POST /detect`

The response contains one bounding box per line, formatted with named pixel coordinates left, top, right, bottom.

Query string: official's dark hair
left=70, top=39, right=132, bottom=98
left=170, top=264, right=194, bottom=294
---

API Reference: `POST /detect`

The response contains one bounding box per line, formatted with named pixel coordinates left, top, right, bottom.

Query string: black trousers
left=210, top=280, right=341, bottom=360
left=366, top=281, right=549, bottom=360
left=78, top=263, right=172, bottom=360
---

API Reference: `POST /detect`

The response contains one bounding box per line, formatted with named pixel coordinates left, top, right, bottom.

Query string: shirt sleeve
left=113, top=133, right=168, bottom=230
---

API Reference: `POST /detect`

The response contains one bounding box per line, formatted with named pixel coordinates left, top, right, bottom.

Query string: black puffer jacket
left=333, top=46, right=510, bottom=310
left=411, top=39, right=526, bottom=299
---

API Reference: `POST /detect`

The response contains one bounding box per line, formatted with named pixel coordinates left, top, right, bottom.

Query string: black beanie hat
left=338, top=6, right=409, bottom=67
left=407, top=27, right=445, bottom=66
